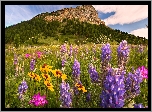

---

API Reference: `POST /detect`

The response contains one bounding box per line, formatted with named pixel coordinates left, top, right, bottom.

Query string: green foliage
left=5, top=44, right=148, bottom=108
left=13, top=34, right=21, bottom=48
left=5, top=16, right=148, bottom=46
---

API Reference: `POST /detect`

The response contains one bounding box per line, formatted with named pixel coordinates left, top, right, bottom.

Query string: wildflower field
left=5, top=40, right=148, bottom=108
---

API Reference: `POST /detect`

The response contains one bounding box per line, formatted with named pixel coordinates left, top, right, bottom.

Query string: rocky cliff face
left=44, top=5, right=105, bottom=25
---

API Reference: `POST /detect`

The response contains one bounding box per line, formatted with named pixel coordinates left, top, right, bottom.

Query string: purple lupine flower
left=125, top=73, right=133, bottom=91
left=62, top=58, right=66, bottom=67
left=86, top=48, right=89, bottom=55
left=88, top=64, right=99, bottom=82
left=72, top=59, right=80, bottom=78
left=138, top=45, right=144, bottom=53
left=117, top=40, right=129, bottom=58
left=101, top=43, right=112, bottom=85
left=74, top=46, right=78, bottom=56
left=86, top=92, right=91, bottom=102
left=117, top=40, right=130, bottom=70
left=18, top=80, right=28, bottom=99
left=30, top=58, right=35, bottom=71
left=134, top=103, right=144, bottom=108
left=29, top=93, right=48, bottom=107
left=69, top=45, right=73, bottom=57
left=100, top=68, right=126, bottom=108
left=73, top=86, right=79, bottom=95
left=60, top=44, right=67, bottom=55
left=101, top=43, right=111, bottom=62
left=14, top=54, right=18, bottom=65
left=125, top=68, right=143, bottom=98
left=60, top=82, right=72, bottom=108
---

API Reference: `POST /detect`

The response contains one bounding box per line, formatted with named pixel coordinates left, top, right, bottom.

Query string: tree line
left=5, top=13, right=148, bottom=47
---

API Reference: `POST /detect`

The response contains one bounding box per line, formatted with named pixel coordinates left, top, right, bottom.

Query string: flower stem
left=30, top=78, right=33, bottom=98
left=56, top=77, right=59, bottom=106
left=45, top=87, right=48, bottom=108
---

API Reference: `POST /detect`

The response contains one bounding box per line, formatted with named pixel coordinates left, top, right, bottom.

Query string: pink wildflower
left=29, top=93, right=48, bottom=107
left=138, top=66, right=148, bottom=79
left=25, top=54, right=31, bottom=58
left=36, top=51, right=43, bottom=58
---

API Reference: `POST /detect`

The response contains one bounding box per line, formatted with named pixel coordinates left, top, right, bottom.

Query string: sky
left=5, top=5, right=148, bottom=39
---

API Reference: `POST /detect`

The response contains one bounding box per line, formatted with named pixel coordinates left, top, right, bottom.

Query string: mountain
left=5, top=5, right=148, bottom=47
left=33, top=5, right=105, bottom=25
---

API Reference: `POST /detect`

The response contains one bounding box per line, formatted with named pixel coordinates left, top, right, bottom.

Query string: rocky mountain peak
left=43, top=5, right=105, bottom=25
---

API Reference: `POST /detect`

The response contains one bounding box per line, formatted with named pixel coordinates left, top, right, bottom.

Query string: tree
left=14, top=34, right=21, bottom=48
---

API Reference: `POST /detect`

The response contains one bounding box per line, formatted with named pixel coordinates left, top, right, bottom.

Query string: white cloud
left=5, top=5, right=75, bottom=27
left=93, top=5, right=148, bottom=25
left=129, top=27, right=148, bottom=39
left=5, top=5, right=35, bottom=27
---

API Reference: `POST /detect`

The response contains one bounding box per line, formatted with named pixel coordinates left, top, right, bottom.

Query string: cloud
left=129, top=27, right=148, bottom=39
left=5, top=5, right=35, bottom=27
left=93, top=5, right=148, bottom=25
left=5, top=5, right=78, bottom=27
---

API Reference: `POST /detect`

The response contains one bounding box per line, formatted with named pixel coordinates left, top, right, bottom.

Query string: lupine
left=73, top=86, right=79, bottom=95
left=30, top=58, right=35, bottom=71
left=117, top=40, right=130, bottom=70
left=138, top=45, right=144, bottom=53
left=125, top=68, right=143, bottom=99
left=133, top=103, right=144, bottom=108
left=60, top=44, right=67, bottom=55
left=29, top=93, right=48, bottom=107
left=72, top=59, right=80, bottom=79
left=74, top=46, right=78, bottom=56
left=60, top=82, right=72, bottom=108
left=117, top=40, right=129, bottom=58
left=88, top=64, right=99, bottom=82
left=14, top=54, right=18, bottom=65
left=72, top=58, right=81, bottom=97
left=85, top=48, right=89, bottom=55
left=62, top=58, right=66, bottom=67
left=101, top=43, right=112, bottom=84
left=69, top=44, right=73, bottom=57
left=18, top=80, right=28, bottom=99
left=100, top=68, right=126, bottom=108
left=101, top=43, right=111, bottom=62
left=86, top=92, right=91, bottom=102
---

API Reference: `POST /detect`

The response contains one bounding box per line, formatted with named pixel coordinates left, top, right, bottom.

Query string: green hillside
left=5, top=12, right=148, bottom=47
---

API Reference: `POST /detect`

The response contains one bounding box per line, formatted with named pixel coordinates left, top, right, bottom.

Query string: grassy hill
left=5, top=11, right=148, bottom=48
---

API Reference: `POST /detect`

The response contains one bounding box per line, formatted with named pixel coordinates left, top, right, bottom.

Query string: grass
left=5, top=43, right=148, bottom=108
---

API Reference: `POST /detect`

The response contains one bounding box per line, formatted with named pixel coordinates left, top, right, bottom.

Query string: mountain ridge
left=33, top=5, right=105, bottom=25
left=5, top=5, right=148, bottom=47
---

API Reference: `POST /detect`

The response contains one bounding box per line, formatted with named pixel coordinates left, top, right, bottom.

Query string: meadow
left=5, top=41, right=148, bottom=108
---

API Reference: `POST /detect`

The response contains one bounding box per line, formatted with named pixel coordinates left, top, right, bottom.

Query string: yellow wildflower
left=40, top=64, right=52, bottom=73
left=51, top=69, right=62, bottom=78
left=61, top=74, right=67, bottom=81
left=51, top=69, right=67, bottom=81
left=28, top=72, right=35, bottom=79
left=44, top=81, right=54, bottom=91
left=42, top=73, right=51, bottom=81
left=75, top=83, right=87, bottom=93
left=34, top=74, right=42, bottom=82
